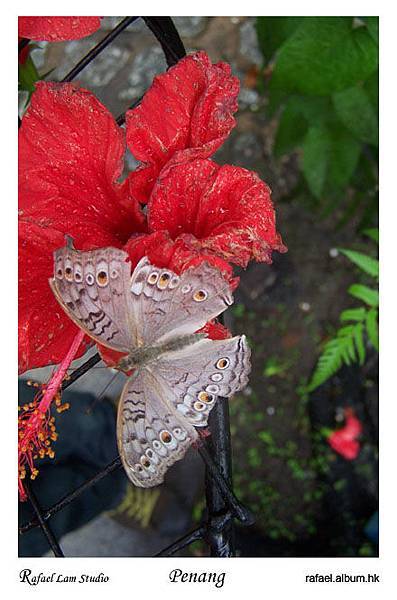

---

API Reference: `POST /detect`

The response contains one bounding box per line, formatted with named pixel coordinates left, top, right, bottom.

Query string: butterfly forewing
left=129, top=257, right=234, bottom=345
left=50, top=245, right=137, bottom=352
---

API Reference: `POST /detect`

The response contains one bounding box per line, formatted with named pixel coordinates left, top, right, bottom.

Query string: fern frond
left=362, top=228, right=379, bottom=243
left=340, top=307, right=366, bottom=322
left=366, top=307, right=379, bottom=351
left=339, top=248, right=379, bottom=278
left=348, top=283, right=379, bottom=307
left=352, top=322, right=366, bottom=365
left=308, top=322, right=366, bottom=391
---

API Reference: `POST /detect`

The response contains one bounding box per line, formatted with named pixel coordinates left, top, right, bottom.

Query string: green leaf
left=301, top=124, right=360, bottom=198
left=274, top=100, right=309, bottom=156
left=327, top=127, right=361, bottom=190
left=274, top=95, right=334, bottom=156
left=19, top=55, right=40, bottom=93
left=348, top=284, right=379, bottom=307
left=363, top=17, right=379, bottom=44
left=333, top=86, right=378, bottom=146
left=301, top=125, right=329, bottom=198
left=270, top=17, right=378, bottom=96
left=258, top=430, right=274, bottom=445
left=256, top=17, right=303, bottom=63
left=353, top=322, right=366, bottom=365
left=362, top=228, right=379, bottom=243
left=339, top=249, right=379, bottom=277
left=365, top=308, right=379, bottom=351
left=308, top=321, right=367, bottom=391
left=340, top=307, right=366, bottom=322
left=363, top=69, right=379, bottom=113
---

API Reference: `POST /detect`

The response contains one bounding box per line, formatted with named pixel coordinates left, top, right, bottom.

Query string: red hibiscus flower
left=19, top=51, right=285, bottom=374
left=327, top=408, right=362, bottom=460
left=18, top=17, right=102, bottom=42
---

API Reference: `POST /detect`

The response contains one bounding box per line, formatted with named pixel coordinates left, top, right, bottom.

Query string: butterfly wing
left=50, top=244, right=137, bottom=352
left=118, top=335, right=250, bottom=487
left=117, top=368, right=198, bottom=487
left=154, top=335, right=251, bottom=427
left=129, top=257, right=233, bottom=345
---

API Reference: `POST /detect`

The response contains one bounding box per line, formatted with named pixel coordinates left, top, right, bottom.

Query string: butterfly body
left=117, top=333, right=205, bottom=372
left=50, top=242, right=251, bottom=487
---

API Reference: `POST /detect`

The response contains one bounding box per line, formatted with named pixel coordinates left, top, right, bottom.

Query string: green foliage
left=302, top=123, right=361, bottom=199
left=256, top=16, right=378, bottom=227
left=363, top=228, right=379, bottom=243
left=365, top=308, right=379, bottom=351
left=262, top=356, right=289, bottom=378
left=348, top=283, right=379, bottom=307
left=333, top=87, right=378, bottom=146
left=18, top=55, right=40, bottom=94
left=18, top=44, right=52, bottom=113
left=269, top=17, right=377, bottom=96
left=307, top=231, right=378, bottom=391
left=338, top=249, right=379, bottom=277
left=256, top=17, right=303, bottom=62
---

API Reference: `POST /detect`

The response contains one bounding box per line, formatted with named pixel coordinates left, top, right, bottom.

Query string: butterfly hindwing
left=117, top=368, right=198, bottom=487
left=155, top=335, right=251, bottom=427
left=50, top=245, right=136, bottom=352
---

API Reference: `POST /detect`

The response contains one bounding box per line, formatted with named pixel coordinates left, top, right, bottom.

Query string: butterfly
left=49, top=238, right=251, bottom=487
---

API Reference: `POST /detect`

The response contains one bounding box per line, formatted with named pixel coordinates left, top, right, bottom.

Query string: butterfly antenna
left=85, top=370, right=122, bottom=415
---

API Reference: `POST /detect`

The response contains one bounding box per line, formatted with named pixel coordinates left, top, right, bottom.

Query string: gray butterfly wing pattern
left=117, top=368, right=198, bottom=487
left=129, top=257, right=234, bottom=345
left=50, top=244, right=137, bottom=352
left=118, top=335, right=251, bottom=487
left=155, top=336, right=251, bottom=427
left=51, top=241, right=252, bottom=488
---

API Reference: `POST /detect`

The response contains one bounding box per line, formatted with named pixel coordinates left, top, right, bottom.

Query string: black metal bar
left=61, top=352, right=101, bottom=391
left=61, top=17, right=139, bottom=83
left=116, top=96, right=142, bottom=126
left=116, top=15, right=187, bottom=125
left=204, top=398, right=237, bottom=557
left=24, top=479, right=64, bottom=557
left=155, top=526, right=204, bottom=557
left=198, top=444, right=254, bottom=525
left=142, top=17, right=186, bottom=67
left=20, top=457, right=122, bottom=534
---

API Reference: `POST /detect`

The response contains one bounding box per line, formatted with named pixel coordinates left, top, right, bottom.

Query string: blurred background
left=19, top=16, right=379, bottom=557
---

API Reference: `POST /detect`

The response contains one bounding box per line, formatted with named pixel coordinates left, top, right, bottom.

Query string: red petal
left=198, top=321, right=231, bottom=340
left=124, top=231, right=238, bottom=288
left=19, top=82, right=145, bottom=241
left=18, top=17, right=101, bottom=41
left=343, top=408, right=363, bottom=438
left=125, top=51, right=239, bottom=203
left=18, top=83, right=145, bottom=372
left=328, top=433, right=360, bottom=460
left=97, top=344, right=128, bottom=370
left=148, top=159, right=286, bottom=267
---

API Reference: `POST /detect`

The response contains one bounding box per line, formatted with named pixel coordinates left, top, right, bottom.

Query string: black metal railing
left=18, top=16, right=255, bottom=558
